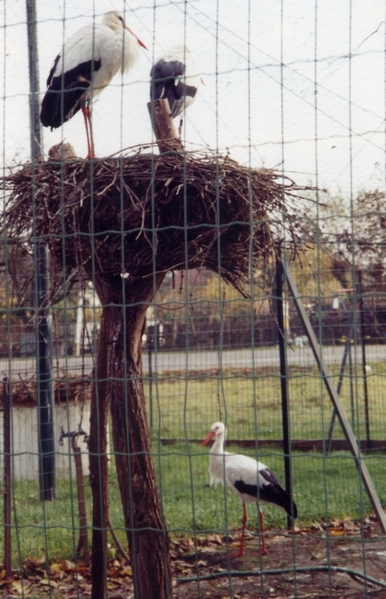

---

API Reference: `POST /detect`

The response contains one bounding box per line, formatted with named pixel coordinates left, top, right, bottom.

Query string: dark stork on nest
left=150, top=45, right=201, bottom=138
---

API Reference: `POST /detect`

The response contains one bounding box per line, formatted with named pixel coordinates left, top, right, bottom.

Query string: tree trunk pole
left=89, top=308, right=111, bottom=599
left=107, top=277, right=172, bottom=599
left=90, top=275, right=173, bottom=599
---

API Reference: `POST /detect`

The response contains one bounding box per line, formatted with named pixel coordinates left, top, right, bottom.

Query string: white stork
left=201, top=422, right=297, bottom=557
left=150, top=45, right=201, bottom=138
left=40, top=11, right=147, bottom=159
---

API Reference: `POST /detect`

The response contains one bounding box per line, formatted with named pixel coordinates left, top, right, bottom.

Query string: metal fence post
left=3, top=378, right=12, bottom=576
left=26, top=0, right=55, bottom=500
left=276, top=260, right=295, bottom=527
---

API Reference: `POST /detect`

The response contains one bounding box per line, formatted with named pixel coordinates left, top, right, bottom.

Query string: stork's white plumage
left=150, top=45, right=201, bottom=138
left=201, top=422, right=297, bottom=557
left=40, top=11, right=147, bottom=159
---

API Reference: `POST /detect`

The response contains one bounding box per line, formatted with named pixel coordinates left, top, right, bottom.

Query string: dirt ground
left=1, top=518, right=386, bottom=598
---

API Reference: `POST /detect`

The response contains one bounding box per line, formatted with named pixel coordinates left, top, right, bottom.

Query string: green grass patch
left=6, top=443, right=386, bottom=565
left=4, top=360, right=386, bottom=565
left=144, top=363, right=386, bottom=441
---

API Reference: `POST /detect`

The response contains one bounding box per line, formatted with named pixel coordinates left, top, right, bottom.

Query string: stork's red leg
left=81, top=104, right=95, bottom=159
left=259, top=510, right=268, bottom=556
left=232, top=503, right=247, bottom=558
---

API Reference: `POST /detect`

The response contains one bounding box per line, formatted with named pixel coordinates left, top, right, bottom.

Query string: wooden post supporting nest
left=148, top=99, right=183, bottom=153
left=88, top=312, right=110, bottom=599
left=89, top=275, right=172, bottom=599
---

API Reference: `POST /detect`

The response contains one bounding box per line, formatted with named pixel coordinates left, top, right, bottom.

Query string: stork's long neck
left=121, top=28, right=142, bottom=72
left=210, top=432, right=225, bottom=456
left=208, top=431, right=228, bottom=486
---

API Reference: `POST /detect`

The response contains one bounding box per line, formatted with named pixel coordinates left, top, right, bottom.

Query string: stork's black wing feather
left=150, top=58, right=197, bottom=118
left=234, top=469, right=298, bottom=518
left=46, top=54, right=61, bottom=88
left=40, top=58, right=101, bottom=129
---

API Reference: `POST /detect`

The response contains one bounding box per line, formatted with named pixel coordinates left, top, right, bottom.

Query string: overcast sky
left=1, top=0, right=385, bottom=197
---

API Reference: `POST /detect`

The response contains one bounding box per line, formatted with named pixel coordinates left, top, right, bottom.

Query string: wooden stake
left=72, top=438, right=90, bottom=565
left=147, top=99, right=183, bottom=153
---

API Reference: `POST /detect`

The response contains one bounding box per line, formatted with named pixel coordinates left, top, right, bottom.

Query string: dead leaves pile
left=0, top=554, right=134, bottom=598
left=0, top=516, right=379, bottom=598
left=303, top=515, right=373, bottom=538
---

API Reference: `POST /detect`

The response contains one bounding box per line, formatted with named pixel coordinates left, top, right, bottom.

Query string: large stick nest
left=4, top=147, right=307, bottom=295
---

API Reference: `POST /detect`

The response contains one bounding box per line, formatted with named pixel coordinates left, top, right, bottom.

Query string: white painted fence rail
left=1, top=402, right=95, bottom=481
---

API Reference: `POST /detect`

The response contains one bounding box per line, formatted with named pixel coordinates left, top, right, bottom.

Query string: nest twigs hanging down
left=4, top=149, right=307, bottom=295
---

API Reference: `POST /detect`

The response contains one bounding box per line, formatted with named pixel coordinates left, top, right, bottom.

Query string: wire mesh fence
left=1, top=1, right=386, bottom=598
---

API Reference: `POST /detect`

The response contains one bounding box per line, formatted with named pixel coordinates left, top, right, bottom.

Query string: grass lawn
left=143, top=362, right=386, bottom=441
left=8, top=444, right=386, bottom=564
left=4, top=361, right=386, bottom=565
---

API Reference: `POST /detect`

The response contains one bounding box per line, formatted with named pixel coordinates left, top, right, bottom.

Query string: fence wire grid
left=1, top=1, right=386, bottom=599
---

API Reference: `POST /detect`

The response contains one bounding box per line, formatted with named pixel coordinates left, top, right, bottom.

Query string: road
left=2, top=343, right=385, bottom=377
left=144, top=344, right=386, bottom=372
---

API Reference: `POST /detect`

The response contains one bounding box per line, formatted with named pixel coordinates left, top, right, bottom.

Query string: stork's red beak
left=137, top=37, right=148, bottom=50
left=125, top=25, right=148, bottom=50
left=200, top=430, right=216, bottom=447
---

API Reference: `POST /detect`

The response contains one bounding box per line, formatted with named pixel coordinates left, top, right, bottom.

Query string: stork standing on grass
left=150, top=45, right=201, bottom=138
left=201, top=422, right=297, bottom=557
left=40, top=11, right=147, bottom=159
